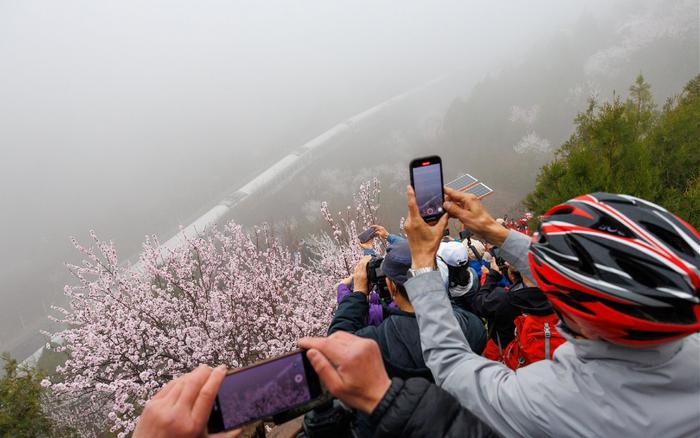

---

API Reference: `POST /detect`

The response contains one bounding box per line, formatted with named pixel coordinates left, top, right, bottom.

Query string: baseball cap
left=437, top=241, right=469, bottom=267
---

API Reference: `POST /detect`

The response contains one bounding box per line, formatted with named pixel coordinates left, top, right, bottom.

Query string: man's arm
left=327, top=292, right=370, bottom=335
left=406, top=270, right=537, bottom=438
left=498, top=230, right=533, bottom=281
left=329, top=257, right=372, bottom=335
left=371, top=378, right=498, bottom=438
left=401, top=186, right=548, bottom=437
left=469, top=270, right=507, bottom=317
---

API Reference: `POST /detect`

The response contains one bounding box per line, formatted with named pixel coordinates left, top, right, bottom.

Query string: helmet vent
left=614, top=254, right=663, bottom=289
left=549, top=206, right=573, bottom=216
left=564, top=236, right=596, bottom=275
left=641, top=220, right=696, bottom=258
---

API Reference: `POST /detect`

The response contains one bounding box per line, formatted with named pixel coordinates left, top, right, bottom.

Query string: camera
left=301, top=399, right=354, bottom=438
left=459, top=229, right=473, bottom=240
left=366, top=257, right=390, bottom=303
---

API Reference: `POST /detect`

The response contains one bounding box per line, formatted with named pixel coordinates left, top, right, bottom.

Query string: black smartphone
left=410, top=155, right=445, bottom=223
left=459, top=229, right=472, bottom=240
left=208, top=350, right=322, bottom=433
left=357, top=228, right=376, bottom=244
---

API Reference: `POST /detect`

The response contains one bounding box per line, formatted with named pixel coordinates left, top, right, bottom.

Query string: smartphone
left=357, top=228, right=376, bottom=244
left=208, top=350, right=322, bottom=433
left=464, top=182, right=494, bottom=199
left=410, top=155, right=445, bottom=222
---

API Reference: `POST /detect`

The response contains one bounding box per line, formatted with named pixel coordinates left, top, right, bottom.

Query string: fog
left=0, top=0, right=694, bottom=358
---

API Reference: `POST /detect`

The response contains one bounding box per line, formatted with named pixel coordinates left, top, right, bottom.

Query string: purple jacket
left=337, top=283, right=387, bottom=325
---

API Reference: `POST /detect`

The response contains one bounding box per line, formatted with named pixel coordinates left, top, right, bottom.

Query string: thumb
left=306, top=349, right=343, bottom=395
left=443, top=200, right=465, bottom=221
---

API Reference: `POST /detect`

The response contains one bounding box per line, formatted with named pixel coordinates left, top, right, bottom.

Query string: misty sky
left=0, top=0, right=657, bottom=356
left=0, top=0, right=615, bottom=267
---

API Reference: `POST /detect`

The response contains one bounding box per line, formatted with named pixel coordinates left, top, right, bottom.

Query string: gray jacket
left=406, top=231, right=700, bottom=438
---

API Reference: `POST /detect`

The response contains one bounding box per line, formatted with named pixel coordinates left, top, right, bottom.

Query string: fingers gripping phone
left=208, top=350, right=323, bottom=433
left=410, top=156, right=445, bottom=223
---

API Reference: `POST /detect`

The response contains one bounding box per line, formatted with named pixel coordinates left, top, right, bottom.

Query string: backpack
left=502, top=313, right=566, bottom=370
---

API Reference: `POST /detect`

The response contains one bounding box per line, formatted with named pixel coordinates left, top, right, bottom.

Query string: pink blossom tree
left=306, top=178, right=383, bottom=279
left=43, top=179, right=385, bottom=436
left=44, top=223, right=336, bottom=436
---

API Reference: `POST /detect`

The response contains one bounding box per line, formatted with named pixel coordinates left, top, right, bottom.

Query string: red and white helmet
left=529, top=193, right=700, bottom=345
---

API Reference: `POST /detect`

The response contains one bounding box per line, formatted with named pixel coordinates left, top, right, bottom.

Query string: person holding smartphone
left=401, top=186, right=700, bottom=438
left=133, top=334, right=496, bottom=438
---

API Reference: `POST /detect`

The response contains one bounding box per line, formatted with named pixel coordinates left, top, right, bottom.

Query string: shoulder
left=354, top=324, right=381, bottom=342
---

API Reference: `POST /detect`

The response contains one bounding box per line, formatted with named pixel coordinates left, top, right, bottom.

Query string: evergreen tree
left=526, top=74, right=700, bottom=227
left=0, top=353, right=54, bottom=437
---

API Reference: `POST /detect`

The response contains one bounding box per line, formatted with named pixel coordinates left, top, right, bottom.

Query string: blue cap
left=380, top=240, right=412, bottom=285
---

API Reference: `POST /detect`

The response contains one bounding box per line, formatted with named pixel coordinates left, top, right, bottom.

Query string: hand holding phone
left=357, top=228, right=377, bottom=244
left=409, top=156, right=445, bottom=223
left=403, top=184, right=449, bottom=270
left=133, top=365, right=227, bottom=438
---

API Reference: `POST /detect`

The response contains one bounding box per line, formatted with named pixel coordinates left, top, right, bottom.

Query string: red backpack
left=503, top=313, right=566, bottom=370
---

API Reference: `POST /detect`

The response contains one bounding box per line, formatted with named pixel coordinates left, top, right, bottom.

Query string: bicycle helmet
left=530, top=193, right=700, bottom=345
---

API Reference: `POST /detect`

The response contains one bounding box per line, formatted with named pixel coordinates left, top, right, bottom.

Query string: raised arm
left=443, top=187, right=533, bottom=280
left=402, top=186, right=544, bottom=437
left=328, top=257, right=372, bottom=335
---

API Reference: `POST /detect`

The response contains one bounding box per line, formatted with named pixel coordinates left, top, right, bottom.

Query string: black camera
left=301, top=399, right=354, bottom=438
left=366, top=257, right=390, bottom=303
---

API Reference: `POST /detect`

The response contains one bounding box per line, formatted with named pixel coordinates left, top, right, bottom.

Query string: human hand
left=298, top=332, right=391, bottom=415
left=370, top=225, right=389, bottom=240
left=353, top=256, right=372, bottom=294
left=490, top=257, right=501, bottom=273
left=404, top=185, right=448, bottom=269
left=133, top=365, right=237, bottom=438
left=443, top=187, right=509, bottom=246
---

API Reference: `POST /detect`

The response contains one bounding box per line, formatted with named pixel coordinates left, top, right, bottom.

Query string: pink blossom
left=45, top=180, right=386, bottom=436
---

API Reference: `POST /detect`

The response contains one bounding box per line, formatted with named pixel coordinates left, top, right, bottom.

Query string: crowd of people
left=133, top=185, right=700, bottom=438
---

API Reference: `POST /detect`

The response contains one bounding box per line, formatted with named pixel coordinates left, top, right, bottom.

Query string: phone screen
left=411, top=157, right=444, bottom=222
left=210, top=351, right=320, bottom=431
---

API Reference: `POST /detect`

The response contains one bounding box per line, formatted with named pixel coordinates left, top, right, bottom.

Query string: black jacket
left=468, top=269, right=552, bottom=347
left=370, top=378, right=498, bottom=437
left=328, top=292, right=486, bottom=380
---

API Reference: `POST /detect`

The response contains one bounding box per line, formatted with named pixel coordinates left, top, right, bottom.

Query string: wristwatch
left=407, top=266, right=438, bottom=279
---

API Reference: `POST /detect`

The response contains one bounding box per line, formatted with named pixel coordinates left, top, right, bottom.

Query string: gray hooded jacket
left=405, top=230, right=700, bottom=438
